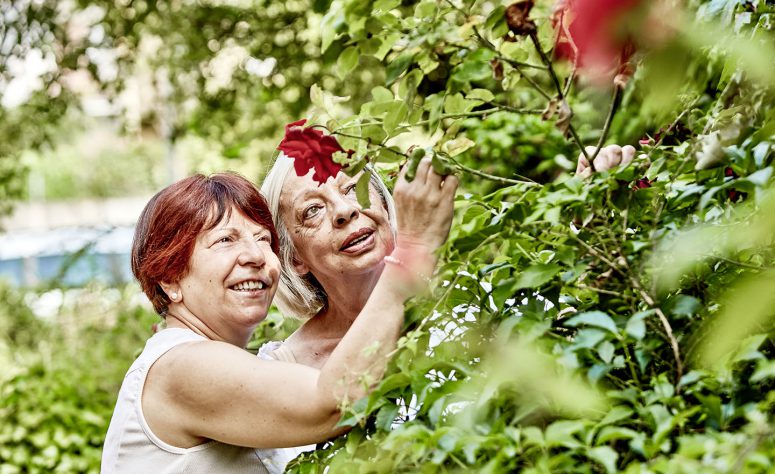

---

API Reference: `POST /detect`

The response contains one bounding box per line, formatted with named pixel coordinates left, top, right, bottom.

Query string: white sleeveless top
left=101, top=328, right=300, bottom=474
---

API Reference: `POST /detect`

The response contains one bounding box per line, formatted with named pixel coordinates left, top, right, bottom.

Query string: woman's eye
left=216, top=236, right=232, bottom=244
left=303, top=205, right=322, bottom=220
left=345, top=184, right=357, bottom=195
left=257, top=234, right=272, bottom=244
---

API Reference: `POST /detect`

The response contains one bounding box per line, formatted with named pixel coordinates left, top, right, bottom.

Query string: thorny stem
left=334, top=108, right=499, bottom=132
left=528, top=32, right=590, bottom=162
left=470, top=25, right=553, bottom=101
left=587, top=86, right=623, bottom=167
left=529, top=33, right=563, bottom=97
left=446, top=155, right=541, bottom=187
left=664, top=97, right=703, bottom=177
left=327, top=130, right=407, bottom=158
left=562, top=66, right=577, bottom=98
left=632, top=282, right=684, bottom=390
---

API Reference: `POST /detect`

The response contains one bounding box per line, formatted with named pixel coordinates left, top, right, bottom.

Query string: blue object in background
left=0, top=226, right=135, bottom=287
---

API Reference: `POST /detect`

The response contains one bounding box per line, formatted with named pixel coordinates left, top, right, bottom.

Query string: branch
left=446, top=155, right=541, bottom=187
left=573, top=232, right=683, bottom=388
left=529, top=33, right=563, bottom=97
left=587, top=86, right=623, bottom=168
left=470, top=26, right=553, bottom=101
left=633, top=282, right=683, bottom=389
left=527, top=32, right=589, bottom=161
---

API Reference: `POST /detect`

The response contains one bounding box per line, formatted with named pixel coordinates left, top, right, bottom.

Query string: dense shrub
left=0, top=286, right=158, bottom=473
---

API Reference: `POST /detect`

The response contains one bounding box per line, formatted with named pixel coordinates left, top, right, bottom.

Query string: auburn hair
left=132, top=173, right=279, bottom=315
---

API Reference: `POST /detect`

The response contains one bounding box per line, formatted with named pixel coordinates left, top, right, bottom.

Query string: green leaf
left=466, top=88, right=495, bottom=103
left=320, top=9, right=344, bottom=52
left=386, top=52, right=414, bottom=85
left=565, top=311, right=619, bottom=335
left=597, top=406, right=634, bottom=427
left=588, top=446, right=618, bottom=474
left=336, top=46, right=360, bottom=80
left=743, top=166, right=773, bottom=187
left=425, top=93, right=444, bottom=133
left=375, top=404, right=400, bottom=431
left=699, top=268, right=775, bottom=367
left=383, top=102, right=408, bottom=133
left=451, top=59, right=492, bottom=83
left=544, top=420, right=584, bottom=448
left=625, top=310, right=652, bottom=340
left=440, top=137, right=475, bottom=157
left=371, top=86, right=394, bottom=102
left=515, top=264, right=561, bottom=289
left=597, top=341, right=615, bottom=364
left=443, top=93, right=476, bottom=115
left=484, top=5, right=507, bottom=34
left=355, top=171, right=372, bottom=209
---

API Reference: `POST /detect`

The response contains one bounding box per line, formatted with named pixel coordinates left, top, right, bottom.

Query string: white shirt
left=102, top=328, right=301, bottom=474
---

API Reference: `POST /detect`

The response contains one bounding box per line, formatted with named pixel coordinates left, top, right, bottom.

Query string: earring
left=171, top=292, right=178, bottom=301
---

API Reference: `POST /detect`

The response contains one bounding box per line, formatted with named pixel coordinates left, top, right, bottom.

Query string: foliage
left=281, top=0, right=775, bottom=472
left=0, top=284, right=159, bottom=473
left=0, top=0, right=383, bottom=210
left=1, top=0, right=774, bottom=472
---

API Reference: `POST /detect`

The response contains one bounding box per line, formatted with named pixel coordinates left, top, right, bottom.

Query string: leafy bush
left=0, top=285, right=158, bottom=473
left=283, top=0, right=775, bottom=472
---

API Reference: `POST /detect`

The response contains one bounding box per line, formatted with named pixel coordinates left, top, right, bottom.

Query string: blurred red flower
left=277, top=119, right=346, bottom=185
left=552, top=0, right=641, bottom=85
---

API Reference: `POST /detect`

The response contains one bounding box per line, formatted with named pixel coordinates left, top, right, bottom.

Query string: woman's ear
left=291, top=256, right=310, bottom=276
left=160, top=282, right=182, bottom=303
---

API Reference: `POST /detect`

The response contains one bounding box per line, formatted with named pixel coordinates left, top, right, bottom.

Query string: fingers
left=414, top=156, right=433, bottom=185
left=576, top=152, right=590, bottom=175
left=441, top=174, right=459, bottom=197
left=593, top=145, right=622, bottom=172
left=621, top=145, right=635, bottom=166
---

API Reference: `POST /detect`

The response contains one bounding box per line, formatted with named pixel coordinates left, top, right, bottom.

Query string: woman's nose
left=237, top=239, right=266, bottom=267
left=333, top=198, right=359, bottom=227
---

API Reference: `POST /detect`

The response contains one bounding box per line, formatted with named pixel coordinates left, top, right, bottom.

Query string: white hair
left=260, top=153, right=397, bottom=319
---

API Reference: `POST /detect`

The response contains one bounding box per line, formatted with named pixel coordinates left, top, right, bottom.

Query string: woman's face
left=175, top=207, right=281, bottom=333
left=279, top=170, right=394, bottom=282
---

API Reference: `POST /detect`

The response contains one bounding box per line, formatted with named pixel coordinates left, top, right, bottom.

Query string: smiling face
left=171, top=207, right=281, bottom=336
left=279, top=170, right=395, bottom=283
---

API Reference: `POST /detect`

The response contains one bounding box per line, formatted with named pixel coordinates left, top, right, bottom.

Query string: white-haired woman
left=259, top=154, right=456, bottom=368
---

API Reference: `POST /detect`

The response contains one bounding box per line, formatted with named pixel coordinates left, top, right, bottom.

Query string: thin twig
left=446, top=155, right=541, bottom=186
left=562, top=66, right=577, bottom=98
left=470, top=26, right=553, bottom=101
left=527, top=32, right=589, bottom=161
left=587, top=86, right=623, bottom=168
left=529, top=33, right=563, bottom=96
left=491, top=103, right=545, bottom=114
left=633, top=284, right=683, bottom=389
left=577, top=284, right=626, bottom=298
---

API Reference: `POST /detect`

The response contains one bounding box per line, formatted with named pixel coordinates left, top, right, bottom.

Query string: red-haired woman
left=101, top=165, right=455, bottom=473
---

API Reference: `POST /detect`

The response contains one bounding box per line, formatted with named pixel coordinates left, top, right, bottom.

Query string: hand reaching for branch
left=576, top=145, right=636, bottom=178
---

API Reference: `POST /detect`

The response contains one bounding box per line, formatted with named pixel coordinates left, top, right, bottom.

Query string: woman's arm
left=144, top=157, right=457, bottom=449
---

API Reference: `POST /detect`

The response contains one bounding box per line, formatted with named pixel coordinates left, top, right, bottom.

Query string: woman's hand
left=389, top=157, right=458, bottom=284
left=576, top=144, right=635, bottom=178
left=393, top=156, right=458, bottom=251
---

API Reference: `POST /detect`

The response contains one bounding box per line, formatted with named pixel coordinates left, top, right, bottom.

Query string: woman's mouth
left=230, top=279, right=269, bottom=291
left=340, top=228, right=376, bottom=253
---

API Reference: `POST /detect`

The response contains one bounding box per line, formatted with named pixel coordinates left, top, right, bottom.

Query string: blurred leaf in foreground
left=697, top=268, right=775, bottom=368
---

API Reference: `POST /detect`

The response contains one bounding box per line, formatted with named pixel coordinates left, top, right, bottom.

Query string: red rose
left=277, top=119, right=346, bottom=185
left=552, top=0, right=641, bottom=85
